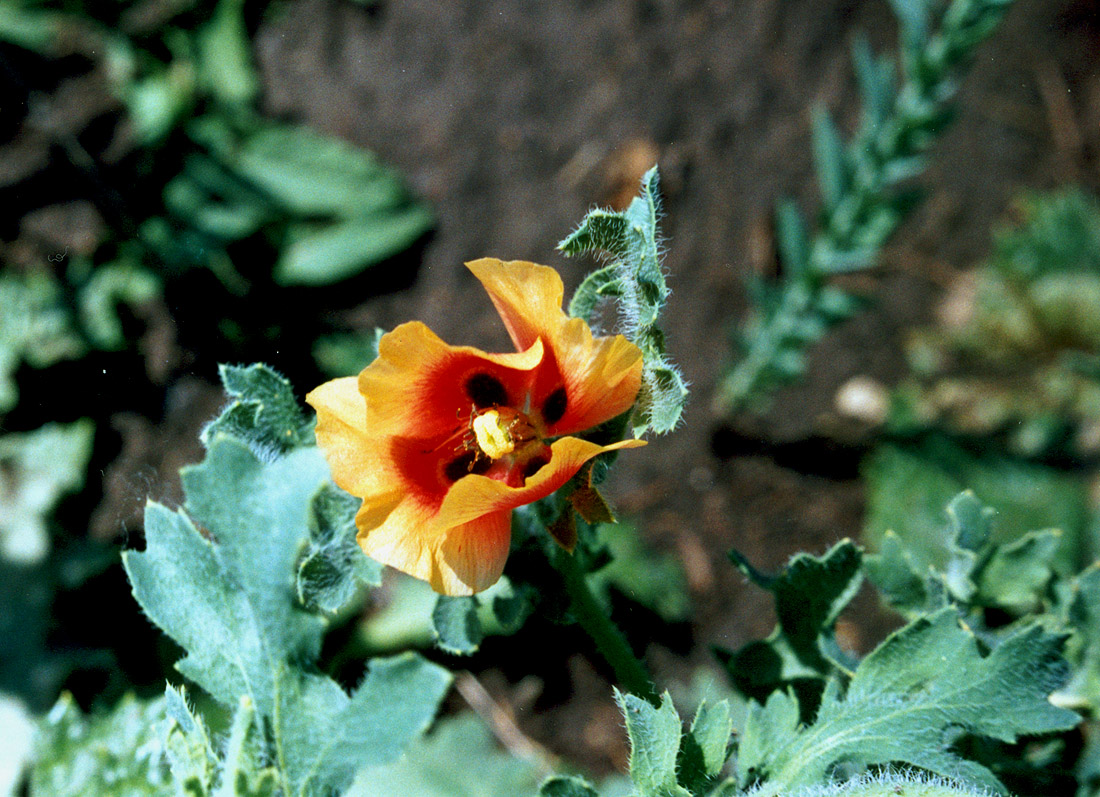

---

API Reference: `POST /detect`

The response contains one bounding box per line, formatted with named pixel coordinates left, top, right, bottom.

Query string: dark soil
left=6, top=0, right=1100, bottom=778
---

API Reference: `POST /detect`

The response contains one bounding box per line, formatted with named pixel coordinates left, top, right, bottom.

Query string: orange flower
left=306, top=259, right=645, bottom=595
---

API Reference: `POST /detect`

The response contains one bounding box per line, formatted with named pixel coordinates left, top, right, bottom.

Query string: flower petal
left=541, top=317, right=643, bottom=437
left=466, top=259, right=643, bottom=436
left=360, top=320, right=544, bottom=441
left=466, top=258, right=564, bottom=352
left=436, top=436, right=646, bottom=528
left=355, top=492, right=512, bottom=596
left=306, top=376, right=384, bottom=499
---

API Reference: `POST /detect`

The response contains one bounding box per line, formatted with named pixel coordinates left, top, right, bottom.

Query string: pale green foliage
left=737, top=609, right=1078, bottom=796
left=122, top=391, right=450, bottom=797
left=160, top=116, right=434, bottom=288
left=0, top=692, right=35, bottom=796
left=591, top=520, right=691, bottom=623
left=77, top=260, right=160, bottom=350
left=0, top=420, right=95, bottom=565
left=296, top=483, right=383, bottom=614
left=3, top=0, right=431, bottom=289
left=0, top=0, right=62, bottom=52
left=124, top=436, right=451, bottom=795
left=0, top=274, right=85, bottom=413
left=162, top=685, right=219, bottom=795
left=891, top=190, right=1100, bottom=459
left=346, top=713, right=549, bottom=797
left=615, top=691, right=734, bottom=797
left=540, top=777, right=600, bottom=797
left=745, top=770, right=997, bottom=797
left=717, top=0, right=1016, bottom=414
left=559, top=166, right=687, bottom=436
left=866, top=491, right=1064, bottom=619
left=201, top=363, right=314, bottom=455
left=432, top=595, right=484, bottom=656
left=312, top=328, right=385, bottom=378
left=30, top=693, right=171, bottom=796
left=863, top=442, right=1085, bottom=581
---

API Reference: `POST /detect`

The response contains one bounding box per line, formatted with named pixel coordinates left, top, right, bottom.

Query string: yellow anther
left=472, top=409, right=515, bottom=459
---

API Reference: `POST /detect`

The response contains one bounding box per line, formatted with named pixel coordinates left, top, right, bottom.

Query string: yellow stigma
left=472, top=409, right=515, bottom=459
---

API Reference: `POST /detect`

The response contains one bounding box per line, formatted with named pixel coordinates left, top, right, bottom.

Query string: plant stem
left=553, top=546, right=660, bottom=704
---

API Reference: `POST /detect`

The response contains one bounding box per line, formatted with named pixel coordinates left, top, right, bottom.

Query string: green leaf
left=312, top=328, right=384, bottom=377
left=125, top=60, right=196, bottom=146
left=0, top=2, right=62, bottom=52
left=720, top=541, right=862, bottom=702
left=163, top=685, right=217, bottom=796
left=218, top=695, right=279, bottom=797
left=745, top=770, right=1017, bottom=797
left=234, top=125, right=410, bottom=218
left=568, top=264, right=624, bottom=324
left=77, top=260, right=160, bottom=350
left=540, top=776, right=600, bottom=797
left=296, top=483, right=382, bottom=614
left=124, top=440, right=330, bottom=713
left=851, top=35, right=895, bottom=130
left=124, top=435, right=451, bottom=796
left=676, top=700, right=733, bottom=796
left=298, top=653, right=453, bottom=791
left=775, top=200, right=811, bottom=279
left=432, top=595, right=484, bottom=655
left=811, top=109, right=848, bottom=213
left=197, top=0, right=259, bottom=107
left=863, top=442, right=1084, bottom=579
left=559, top=166, right=685, bottom=436
left=978, top=527, right=1061, bottom=613
left=0, top=273, right=85, bottom=412
left=886, top=0, right=931, bottom=52
left=0, top=420, right=95, bottom=565
left=616, top=690, right=691, bottom=797
left=31, top=693, right=171, bottom=796
left=201, top=363, right=314, bottom=455
left=275, top=207, right=433, bottom=286
left=346, top=713, right=548, bottom=797
left=1054, top=566, right=1100, bottom=713
left=590, top=521, right=690, bottom=623
left=0, top=692, right=34, bottom=796
left=737, top=609, right=1079, bottom=796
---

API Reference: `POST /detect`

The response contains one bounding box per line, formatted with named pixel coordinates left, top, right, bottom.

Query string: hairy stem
left=553, top=546, right=660, bottom=704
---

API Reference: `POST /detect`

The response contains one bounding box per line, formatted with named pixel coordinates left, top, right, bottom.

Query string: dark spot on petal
left=522, top=454, right=551, bottom=480
left=444, top=451, right=473, bottom=482
left=444, top=450, right=492, bottom=482
left=466, top=373, right=508, bottom=409
left=542, top=387, right=567, bottom=426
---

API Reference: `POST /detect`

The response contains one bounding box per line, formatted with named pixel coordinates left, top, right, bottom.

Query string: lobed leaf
left=202, top=363, right=314, bottom=455
left=31, top=693, right=171, bottom=796
left=124, top=435, right=451, bottom=795
left=616, top=690, right=690, bottom=797
left=720, top=541, right=862, bottom=705
left=738, top=609, right=1079, bottom=796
